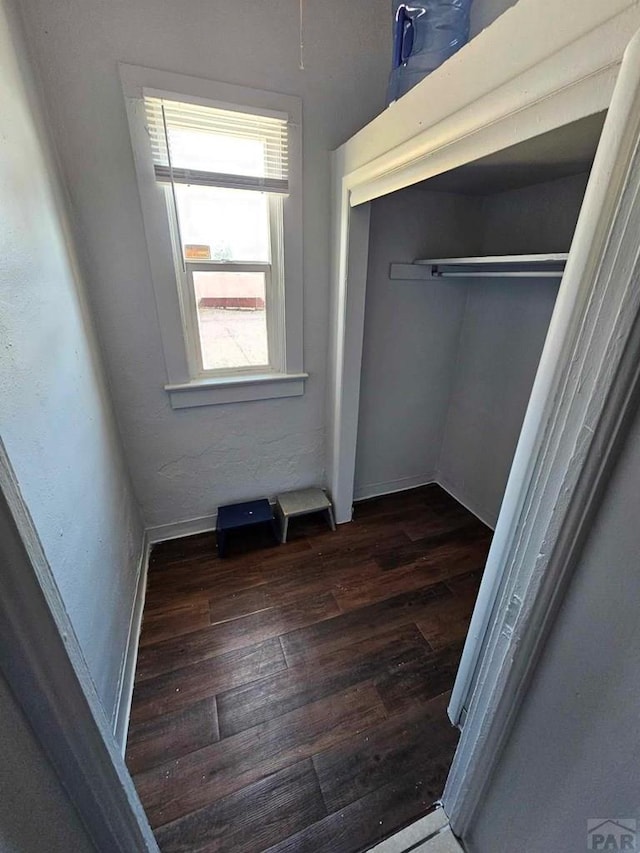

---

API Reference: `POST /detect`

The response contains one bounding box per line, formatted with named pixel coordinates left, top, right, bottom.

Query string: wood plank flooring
left=127, top=485, right=492, bottom=853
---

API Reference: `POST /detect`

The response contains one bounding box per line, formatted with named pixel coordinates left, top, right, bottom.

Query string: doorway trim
left=0, top=439, right=159, bottom=852
left=327, top=0, right=640, bottom=840
left=444, top=28, right=640, bottom=832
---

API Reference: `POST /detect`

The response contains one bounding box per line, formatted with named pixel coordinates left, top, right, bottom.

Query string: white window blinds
left=144, top=96, right=289, bottom=194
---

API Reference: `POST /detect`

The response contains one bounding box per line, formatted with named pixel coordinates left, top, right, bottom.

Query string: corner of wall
left=435, top=284, right=471, bottom=479
left=112, top=531, right=151, bottom=754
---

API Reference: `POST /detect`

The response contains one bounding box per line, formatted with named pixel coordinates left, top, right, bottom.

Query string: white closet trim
left=444, top=27, right=640, bottom=832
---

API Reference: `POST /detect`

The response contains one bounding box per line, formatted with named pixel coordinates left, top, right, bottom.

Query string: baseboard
left=367, top=807, right=450, bottom=852
left=436, top=477, right=497, bottom=531
left=353, top=472, right=497, bottom=532
left=146, top=512, right=218, bottom=544
left=145, top=497, right=290, bottom=544
left=146, top=481, right=494, bottom=545
left=112, top=533, right=150, bottom=754
left=114, top=481, right=489, bottom=753
left=353, top=474, right=436, bottom=502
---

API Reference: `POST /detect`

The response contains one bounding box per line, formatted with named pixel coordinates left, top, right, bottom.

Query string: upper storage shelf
left=390, top=253, right=568, bottom=281
left=336, top=1, right=640, bottom=206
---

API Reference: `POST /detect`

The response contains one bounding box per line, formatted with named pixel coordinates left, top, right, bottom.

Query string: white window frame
left=119, top=64, right=306, bottom=408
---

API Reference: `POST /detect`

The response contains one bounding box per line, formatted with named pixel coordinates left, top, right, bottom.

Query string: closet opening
left=355, top=110, right=606, bottom=514
left=347, top=108, right=607, bottom=795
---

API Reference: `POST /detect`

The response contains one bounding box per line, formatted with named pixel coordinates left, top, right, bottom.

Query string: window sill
left=164, top=372, right=308, bottom=409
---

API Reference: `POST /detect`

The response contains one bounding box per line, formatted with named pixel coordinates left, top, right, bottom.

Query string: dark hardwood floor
left=127, top=485, right=492, bottom=853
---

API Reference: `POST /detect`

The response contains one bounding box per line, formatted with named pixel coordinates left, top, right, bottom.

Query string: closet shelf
left=390, top=253, right=568, bottom=281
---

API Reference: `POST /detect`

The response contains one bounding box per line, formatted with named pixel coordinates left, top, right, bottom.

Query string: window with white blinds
left=144, top=96, right=290, bottom=194
left=121, top=65, right=304, bottom=405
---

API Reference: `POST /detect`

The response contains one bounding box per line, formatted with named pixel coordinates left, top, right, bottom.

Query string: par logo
left=587, top=819, right=637, bottom=851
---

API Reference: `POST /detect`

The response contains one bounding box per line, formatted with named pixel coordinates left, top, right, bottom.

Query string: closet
left=354, top=112, right=605, bottom=528
left=328, top=0, right=640, bottom=831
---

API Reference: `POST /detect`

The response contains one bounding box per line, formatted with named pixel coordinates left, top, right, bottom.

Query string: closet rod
left=433, top=270, right=564, bottom=279
left=389, top=254, right=568, bottom=282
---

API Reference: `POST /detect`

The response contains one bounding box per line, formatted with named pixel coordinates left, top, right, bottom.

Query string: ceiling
left=418, top=111, right=607, bottom=195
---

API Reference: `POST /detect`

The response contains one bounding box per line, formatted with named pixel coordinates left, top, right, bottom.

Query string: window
left=120, top=66, right=304, bottom=407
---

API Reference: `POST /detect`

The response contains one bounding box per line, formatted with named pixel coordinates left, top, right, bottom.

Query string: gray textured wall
left=15, top=0, right=520, bottom=532
left=471, top=0, right=519, bottom=36
left=0, top=674, right=96, bottom=853
left=466, top=395, right=640, bottom=853
left=17, top=0, right=393, bottom=531
left=0, top=0, right=143, bottom=721
left=355, top=187, right=481, bottom=499
left=357, top=174, right=588, bottom=524
left=439, top=173, right=589, bottom=525
left=480, top=173, right=591, bottom=256
left=437, top=276, right=559, bottom=526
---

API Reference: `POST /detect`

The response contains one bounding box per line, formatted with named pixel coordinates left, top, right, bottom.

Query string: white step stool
left=275, top=488, right=336, bottom=543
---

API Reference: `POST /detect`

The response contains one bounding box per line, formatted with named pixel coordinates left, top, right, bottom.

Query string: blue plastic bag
left=387, top=0, right=473, bottom=104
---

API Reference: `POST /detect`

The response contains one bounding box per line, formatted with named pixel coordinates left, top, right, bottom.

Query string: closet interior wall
left=355, top=172, right=590, bottom=526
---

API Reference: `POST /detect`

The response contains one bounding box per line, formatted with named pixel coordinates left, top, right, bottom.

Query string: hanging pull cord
left=299, top=0, right=305, bottom=70
left=161, top=103, right=186, bottom=273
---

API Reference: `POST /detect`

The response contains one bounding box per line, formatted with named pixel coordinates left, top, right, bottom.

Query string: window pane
left=193, top=271, right=269, bottom=371
left=169, top=126, right=267, bottom=178
left=174, top=185, right=270, bottom=262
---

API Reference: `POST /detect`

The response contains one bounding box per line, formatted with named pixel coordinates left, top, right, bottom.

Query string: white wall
left=480, top=172, right=591, bottom=255
left=466, top=394, right=640, bottom=853
left=0, top=673, right=96, bottom=853
left=437, top=275, right=559, bottom=525
left=354, top=187, right=481, bottom=499
left=439, top=173, right=589, bottom=524
left=0, top=0, right=143, bottom=721
left=471, top=0, right=519, bottom=37
left=356, top=174, right=588, bottom=524
left=16, top=0, right=392, bottom=533
left=15, top=0, right=516, bottom=534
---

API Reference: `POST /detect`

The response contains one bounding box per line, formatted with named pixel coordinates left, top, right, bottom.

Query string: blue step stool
left=216, top=498, right=279, bottom=558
